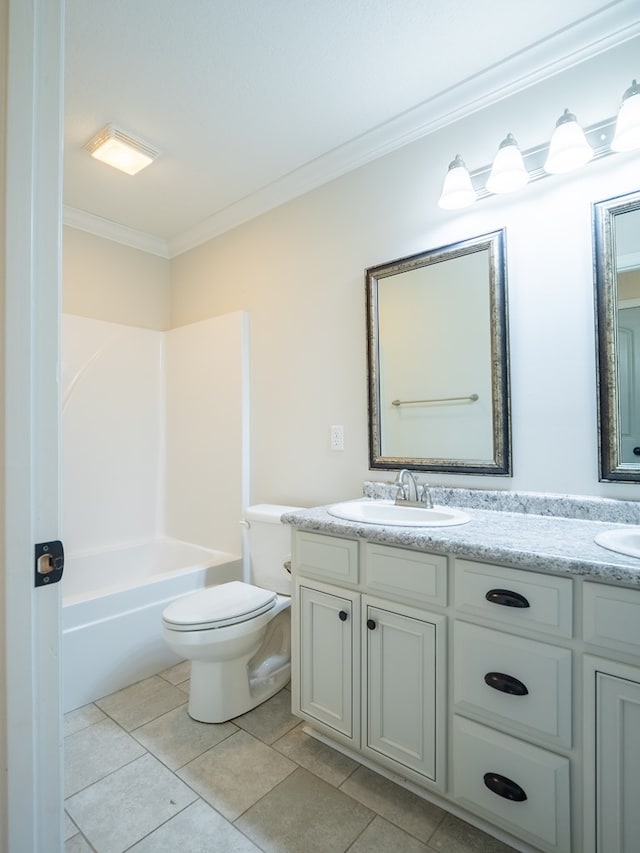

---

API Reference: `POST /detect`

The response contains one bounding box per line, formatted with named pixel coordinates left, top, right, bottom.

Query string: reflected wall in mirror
left=366, top=229, right=512, bottom=475
left=594, top=188, right=640, bottom=481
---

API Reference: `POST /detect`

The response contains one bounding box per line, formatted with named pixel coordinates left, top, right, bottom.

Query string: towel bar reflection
left=391, top=393, right=479, bottom=407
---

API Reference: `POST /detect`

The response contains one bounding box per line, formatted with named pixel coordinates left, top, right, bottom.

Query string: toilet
left=161, top=504, right=300, bottom=723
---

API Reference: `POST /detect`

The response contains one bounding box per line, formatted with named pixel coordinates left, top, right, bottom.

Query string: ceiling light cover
left=486, top=133, right=529, bottom=194
left=438, top=154, right=476, bottom=210
left=611, top=80, right=640, bottom=152
left=543, top=109, right=593, bottom=174
left=85, top=125, right=160, bottom=175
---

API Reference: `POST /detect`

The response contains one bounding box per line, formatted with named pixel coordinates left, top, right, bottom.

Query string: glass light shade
left=486, top=133, right=529, bottom=194
left=438, top=155, right=476, bottom=209
left=544, top=108, right=593, bottom=174
left=611, top=80, right=640, bottom=152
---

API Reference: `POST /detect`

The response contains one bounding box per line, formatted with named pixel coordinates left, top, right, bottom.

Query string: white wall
left=165, top=312, right=248, bottom=555
left=170, top=36, right=640, bottom=506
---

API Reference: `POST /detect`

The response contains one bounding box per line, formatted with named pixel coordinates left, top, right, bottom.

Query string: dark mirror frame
left=366, top=229, right=512, bottom=475
left=593, top=188, right=640, bottom=482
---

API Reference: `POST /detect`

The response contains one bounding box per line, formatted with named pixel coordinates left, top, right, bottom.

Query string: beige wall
left=169, top=36, right=640, bottom=508
left=63, top=226, right=170, bottom=330
left=62, top=38, right=640, bottom=509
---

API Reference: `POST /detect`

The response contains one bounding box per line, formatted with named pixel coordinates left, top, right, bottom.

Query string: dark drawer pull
left=484, top=672, right=529, bottom=696
left=338, top=610, right=348, bottom=622
left=483, top=772, right=527, bottom=802
left=366, top=618, right=376, bottom=630
left=485, top=588, right=530, bottom=608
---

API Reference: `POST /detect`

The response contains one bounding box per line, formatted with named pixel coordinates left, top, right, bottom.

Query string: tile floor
left=64, top=662, right=518, bottom=853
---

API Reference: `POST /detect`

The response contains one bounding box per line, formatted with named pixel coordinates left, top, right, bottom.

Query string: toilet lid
left=162, top=581, right=277, bottom=631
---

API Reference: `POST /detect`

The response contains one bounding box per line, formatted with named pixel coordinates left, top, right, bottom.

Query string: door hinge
left=35, top=540, right=64, bottom=587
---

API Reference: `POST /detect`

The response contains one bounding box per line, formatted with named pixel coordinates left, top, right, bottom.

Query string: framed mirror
left=366, top=229, right=511, bottom=475
left=594, top=188, right=640, bottom=482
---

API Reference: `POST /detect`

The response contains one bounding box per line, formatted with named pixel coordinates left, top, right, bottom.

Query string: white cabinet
left=452, top=717, right=571, bottom=853
left=454, top=620, right=572, bottom=747
left=583, top=583, right=640, bottom=853
left=291, top=530, right=592, bottom=851
left=363, top=600, right=445, bottom=784
left=297, top=583, right=360, bottom=740
left=292, top=533, right=446, bottom=790
left=595, top=671, right=640, bottom=853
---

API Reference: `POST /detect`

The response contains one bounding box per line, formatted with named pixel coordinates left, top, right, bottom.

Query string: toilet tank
left=244, top=504, right=301, bottom=595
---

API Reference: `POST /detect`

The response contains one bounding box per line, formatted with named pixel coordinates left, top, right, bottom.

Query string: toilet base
left=184, top=604, right=292, bottom=723
left=188, top=657, right=291, bottom=723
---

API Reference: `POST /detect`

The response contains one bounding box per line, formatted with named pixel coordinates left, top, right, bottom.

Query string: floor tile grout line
left=64, top=749, right=151, bottom=803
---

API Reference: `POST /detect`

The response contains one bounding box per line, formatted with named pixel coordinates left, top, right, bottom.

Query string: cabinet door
left=298, top=584, right=359, bottom=741
left=595, top=671, right=640, bottom=853
left=363, top=601, right=444, bottom=785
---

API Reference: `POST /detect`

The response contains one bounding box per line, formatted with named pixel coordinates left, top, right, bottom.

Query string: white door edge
left=2, top=1, right=64, bottom=852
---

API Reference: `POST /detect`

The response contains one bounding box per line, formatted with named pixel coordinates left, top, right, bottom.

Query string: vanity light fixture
left=85, top=124, right=160, bottom=175
left=485, top=133, right=529, bottom=194
left=439, top=79, right=639, bottom=209
left=437, top=154, right=476, bottom=209
left=543, top=108, right=593, bottom=174
left=611, top=79, right=640, bottom=152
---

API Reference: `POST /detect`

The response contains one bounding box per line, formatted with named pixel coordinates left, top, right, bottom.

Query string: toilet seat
left=162, top=581, right=277, bottom=631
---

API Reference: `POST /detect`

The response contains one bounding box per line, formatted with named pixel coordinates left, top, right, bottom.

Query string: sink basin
left=327, top=500, right=470, bottom=527
left=594, top=528, right=640, bottom=560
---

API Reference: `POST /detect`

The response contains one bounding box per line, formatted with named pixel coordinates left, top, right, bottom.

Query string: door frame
left=2, top=1, right=64, bottom=851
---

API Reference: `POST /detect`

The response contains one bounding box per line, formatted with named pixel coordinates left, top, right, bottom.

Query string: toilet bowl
left=161, top=504, right=300, bottom=723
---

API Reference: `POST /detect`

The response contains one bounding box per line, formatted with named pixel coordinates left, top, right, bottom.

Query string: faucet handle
left=420, top=484, right=434, bottom=508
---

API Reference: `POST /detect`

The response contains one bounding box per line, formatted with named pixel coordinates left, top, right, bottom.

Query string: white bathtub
left=62, top=539, right=242, bottom=712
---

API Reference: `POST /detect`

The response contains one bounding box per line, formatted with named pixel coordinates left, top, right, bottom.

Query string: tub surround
left=282, top=485, right=640, bottom=587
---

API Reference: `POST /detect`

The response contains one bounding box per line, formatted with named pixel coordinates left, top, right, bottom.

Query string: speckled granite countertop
left=282, top=487, right=640, bottom=588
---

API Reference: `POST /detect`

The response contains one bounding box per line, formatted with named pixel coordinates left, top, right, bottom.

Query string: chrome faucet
left=394, top=469, right=419, bottom=505
left=395, top=469, right=434, bottom=508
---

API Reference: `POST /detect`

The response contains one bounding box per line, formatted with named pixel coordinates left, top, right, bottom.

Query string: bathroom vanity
left=283, top=492, right=640, bottom=853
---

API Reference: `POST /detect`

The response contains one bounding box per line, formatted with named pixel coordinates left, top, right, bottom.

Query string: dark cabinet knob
left=485, top=588, right=530, bottom=609
left=484, top=672, right=529, bottom=696
left=366, top=618, right=377, bottom=630
left=634, top=447, right=640, bottom=456
left=483, top=772, right=527, bottom=802
left=338, top=610, right=348, bottom=622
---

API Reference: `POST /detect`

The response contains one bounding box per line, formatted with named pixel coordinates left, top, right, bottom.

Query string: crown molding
left=63, top=206, right=170, bottom=258
left=168, top=5, right=640, bottom=257
left=65, top=1, right=640, bottom=259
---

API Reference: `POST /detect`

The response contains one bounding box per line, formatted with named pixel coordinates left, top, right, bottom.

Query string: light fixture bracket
left=469, top=116, right=616, bottom=200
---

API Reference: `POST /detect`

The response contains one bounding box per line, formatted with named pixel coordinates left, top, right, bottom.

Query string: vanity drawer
left=583, top=582, right=640, bottom=655
left=454, top=559, right=573, bottom=638
left=453, top=621, right=572, bottom=747
left=363, top=543, right=447, bottom=606
left=452, top=716, right=571, bottom=853
left=293, top=531, right=359, bottom=584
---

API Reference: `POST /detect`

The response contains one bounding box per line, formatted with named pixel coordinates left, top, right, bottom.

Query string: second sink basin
left=327, top=499, right=470, bottom=527
left=594, top=528, right=640, bottom=560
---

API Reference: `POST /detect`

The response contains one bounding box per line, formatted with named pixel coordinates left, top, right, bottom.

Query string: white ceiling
left=63, top=0, right=640, bottom=258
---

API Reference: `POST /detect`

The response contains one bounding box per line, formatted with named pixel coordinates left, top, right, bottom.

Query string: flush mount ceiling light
left=485, top=133, right=529, bottom=194
left=85, top=124, right=160, bottom=175
left=612, top=79, right=640, bottom=152
left=439, top=80, right=640, bottom=210
left=543, top=108, right=593, bottom=174
left=437, top=154, right=476, bottom=210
